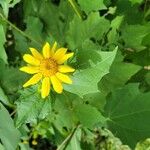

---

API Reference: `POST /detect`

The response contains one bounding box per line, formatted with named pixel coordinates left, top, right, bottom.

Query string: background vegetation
left=0, top=0, right=150, bottom=149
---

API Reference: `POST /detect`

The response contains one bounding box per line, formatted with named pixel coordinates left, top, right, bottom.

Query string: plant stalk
left=0, top=13, right=42, bottom=46
left=67, top=0, right=84, bottom=20
left=57, top=124, right=80, bottom=150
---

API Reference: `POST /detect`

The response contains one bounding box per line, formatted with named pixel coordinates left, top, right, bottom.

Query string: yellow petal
left=51, top=41, right=57, bottom=55
left=29, top=48, right=43, bottom=60
left=20, top=66, right=39, bottom=74
left=53, top=48, right=67, bottom=60
left=43, top=42, right=51, bottom=58
left=58, top=65, right=75, bottom=73
left=23, top=54, right=40, bottom=66
left=41, top=77, right=50, bottom=98
left=23, top=73, right=42, bottom=87
left=57, top=52, right=74, bottom=64
left=56, top=73, right=72, bottom=84
left=50, top=75, right=63, bottom=93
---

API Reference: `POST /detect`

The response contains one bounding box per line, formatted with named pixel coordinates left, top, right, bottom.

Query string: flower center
left=39, top=58, right=58, bottom=77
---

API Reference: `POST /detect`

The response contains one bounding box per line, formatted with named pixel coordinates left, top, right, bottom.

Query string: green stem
left=10, top=109, right=17, bottom=116
left=56, top=124, right=80, bottom=150
left=144, top=0, right=148, bottom=14
left=0, top=13, right=42, bottom=46
left=67, top=0, right=84, bottom=20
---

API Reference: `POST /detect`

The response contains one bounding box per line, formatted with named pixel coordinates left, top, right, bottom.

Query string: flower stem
left=0, top=13, right=42, bottom=46
left=67, top=0, right=84, bottom=20
left=10, top=109, right=17, bottom=116
left=144, top=0, right=148, bottom=14
left=56, top=124, right=80, bottom=150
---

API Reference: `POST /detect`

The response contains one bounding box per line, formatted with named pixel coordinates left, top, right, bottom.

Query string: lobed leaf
left=105, top=84, right=150, bottom=148
left=0, top=103, right=20, bottom=150
left=16, top=86, right=51, bottom=127
left=64, top=48, right=117, bottom=97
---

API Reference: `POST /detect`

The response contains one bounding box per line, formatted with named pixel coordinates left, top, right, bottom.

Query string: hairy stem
left=57, top=124, right=80, bottom=150
left=67, top=0, right=84, bottom=20
left=0, top=13, right=42, bottom=46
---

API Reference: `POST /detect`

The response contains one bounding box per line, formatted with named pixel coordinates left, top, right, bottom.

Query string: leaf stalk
left=0, top=13, right=42, bottom=46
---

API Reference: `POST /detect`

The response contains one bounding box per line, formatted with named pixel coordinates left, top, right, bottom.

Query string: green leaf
left=127, top=49, right=150, bottom=66
left=38, top=0, right=74, bottom=43
left=0, top=0, right=21, bottom=17
left=66, top=12, right=110, bottom=49
left=135, top=138, right=150, bottom=150
left=99, top=52, right=141, bottom=94
left=107, top=16, right=124, bottom=44
left=23, top=0, right=38, bottom=19
left=66, top=129, right=82, bottom=150
left=105, top=84, right=150, bottom=148
left=64, top=48, right=117, bottom=97
left=121, top=24, right=150, bottom=51
left=13, top=30, right=28, bottom=54
left=18, top=143, right=31, bottom=150
left=0, top=66, right=27, bottom=94
left=145, top=72, right=150, bottom=85
left=116, top=0, right=143, bottom=24
left=0, top=24, right=7, bottom=63
left=52, top=94, right=77, bottom=134
left=16, top=86, right=51, bottom=127
left=74, top=104, right=105, bottom=128
left=83, top=92, right=106, bottom=111
left=129, top=0, right=143, bottom=5
left=0, top=144, right=5, bottom=150
left=0, top=103, right=20, bottom=150
left=78, top=0, right=106, bottom=14
left=9, top=0, right=21, bottom=7
left=142, top=33, right=150, bottom=47
left=25, top=16, right=44, bottom=43
left=0, top=86, right=10, bottom=105
left=76, top=39, right=101, bottom=69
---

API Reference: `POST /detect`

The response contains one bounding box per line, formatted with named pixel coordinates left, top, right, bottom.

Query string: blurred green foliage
left=0, top=0, right=150, bottom=149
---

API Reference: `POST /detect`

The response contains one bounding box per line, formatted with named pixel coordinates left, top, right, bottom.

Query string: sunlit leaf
left=64, top=48, right=117, bottom=97
left=78, top=0, right=106, bottom=14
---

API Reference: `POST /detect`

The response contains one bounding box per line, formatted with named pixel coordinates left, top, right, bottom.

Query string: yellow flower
left=20, top=42, right=75, bottom=98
